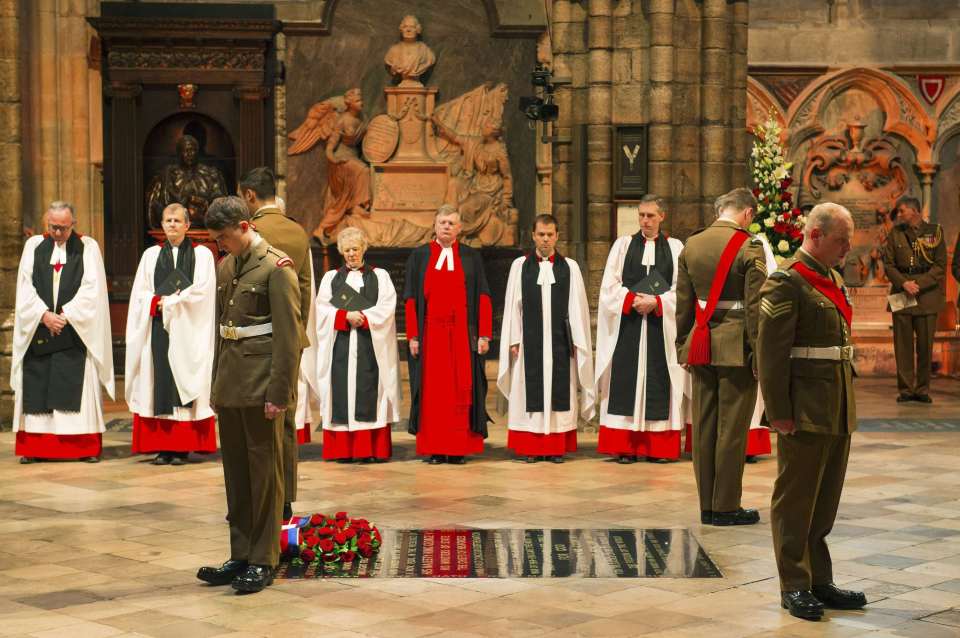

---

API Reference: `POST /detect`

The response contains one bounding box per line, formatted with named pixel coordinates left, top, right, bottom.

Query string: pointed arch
left=746, top=77, right=787, bottom=139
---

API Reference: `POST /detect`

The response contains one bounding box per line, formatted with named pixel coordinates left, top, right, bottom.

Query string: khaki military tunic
left=757, top=249, right=856, bottom=592
left=213, top=235, right=301, bottom=567
left=675, top=218, right=767, bottom=513
left=882, top=222, right=946, bottom=396
left=251, top=204, right=313, bottom=503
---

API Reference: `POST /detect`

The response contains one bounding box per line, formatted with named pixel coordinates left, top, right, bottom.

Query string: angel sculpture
left=431, top=83, right=517, bottom=246
left=288, top=88, right=371, bottom=236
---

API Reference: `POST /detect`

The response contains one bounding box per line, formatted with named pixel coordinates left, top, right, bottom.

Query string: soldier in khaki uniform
left=676, top=187, right=767, bottom=526
left=239, top=167, right=312, bottom=520
left=882, top=196, right=946, bottom=403
left=757, top=202, right=866, bottom=621
left=197, top=196, right=301, bottom=594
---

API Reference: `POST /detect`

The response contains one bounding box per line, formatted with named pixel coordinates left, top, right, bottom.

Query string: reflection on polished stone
left=277, top=528, right=721, bottom=579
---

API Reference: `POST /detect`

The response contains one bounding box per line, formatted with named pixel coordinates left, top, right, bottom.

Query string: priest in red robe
left=404, top=205, right=493, bottom=464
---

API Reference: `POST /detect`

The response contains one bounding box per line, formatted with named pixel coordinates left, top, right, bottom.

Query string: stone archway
left=746, top=77, right=786, bottom=137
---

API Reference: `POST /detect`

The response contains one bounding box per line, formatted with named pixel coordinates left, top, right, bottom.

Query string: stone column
left=916, top=162, right=938, bottom=220
left=275, top=32, right=288, bottom=201
left=700, top=0, right=734, bottom=220
left=0, top=0, right=23, bottom=426
left=585, top=0, right=613, bottom=300
left=646, top=0, right=675, bottom=221
left=730, top=1, right=750, bottom=187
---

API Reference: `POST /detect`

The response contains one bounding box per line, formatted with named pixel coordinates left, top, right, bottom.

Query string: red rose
left=789, top=227, right=802, bottom=240
left=341, top=550, right=356, bottom=563
left=751, top=187, right=761, bottom=198
left=305, top=535, right=320, bottom=548
left=323, top=552, right=339, bottom=562
left=782, top=191, right=792, bottom=204
left=781, top=177, right=793, bottom=189
left=318, top=527, right=335, bottom=537
left=334, top=531, right=348, bottom=545
left=301, top=548, right=316, bottom=563
left=319, top=538, right=334, bottom=553
left=344, top=528, right=357, bottom=540
left=792, top=208, right=803, bottom=218
left=372, top=528, right=382, bottom=543
left=335, top=511, right=348, bottom=520
left=309, top=514, right=325, bottom=526
left=358, top=543, right=373, bottom=558
left=359, top=532, right=372, bottom=544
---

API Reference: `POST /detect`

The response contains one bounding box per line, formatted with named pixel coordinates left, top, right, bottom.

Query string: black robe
left=330, top=266, right=380, bottom=423
left=22, top=234, right=86, bottom=414
left=404, top=243, right=491, bottom=437
left=520, top=253, right=572, bottom=412
left=608, top=233, right=673, bottom=419
left=151, top=240, right=196, bottom=415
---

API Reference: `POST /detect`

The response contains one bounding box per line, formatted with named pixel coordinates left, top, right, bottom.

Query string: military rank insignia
left=760, top=297, right=792, bottom=319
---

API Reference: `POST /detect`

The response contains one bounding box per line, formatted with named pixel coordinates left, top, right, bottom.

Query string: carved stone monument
left=145, top=134, right=228, bottom=228
left=287, top=14, right=518, bottom=248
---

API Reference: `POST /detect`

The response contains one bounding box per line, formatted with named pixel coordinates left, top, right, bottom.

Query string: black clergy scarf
left=151, top=240, right=196, bottom=415
left=403, top=243, right=491, bottom=437
left=330, top=266, right=380, bottom=423
left=520, top=253, right=572, bottom=412
left=22, top=233, right=86, bottom=413
left=608, top=233, right=673, bottom=419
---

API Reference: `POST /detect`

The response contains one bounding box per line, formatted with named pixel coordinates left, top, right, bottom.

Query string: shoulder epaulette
left=769, top=270, right=791, bottom=280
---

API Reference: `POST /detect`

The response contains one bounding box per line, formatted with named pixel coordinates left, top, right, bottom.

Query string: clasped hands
left=903, top=280, right=921, bottom=296
left=41, top=310, right=68, bottom=336
left=345, top=310, right=366, bottom=328
left=632, top=293, right=659, bottom=315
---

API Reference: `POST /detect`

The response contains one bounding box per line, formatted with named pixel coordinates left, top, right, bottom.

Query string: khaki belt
left=790, top=345, right=854, bottom=361
left=219, top=322, right=273, bottom=340
left=697, top=299, right=743, bottom=310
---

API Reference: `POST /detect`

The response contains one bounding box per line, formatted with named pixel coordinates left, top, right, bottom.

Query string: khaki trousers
left=771, top=430, right=850, bottom=591
left=690, top=365, right=757, bottom=512
left=218, top=406, right=283, bottom=567
left=892, top=312, right=937, bottom=395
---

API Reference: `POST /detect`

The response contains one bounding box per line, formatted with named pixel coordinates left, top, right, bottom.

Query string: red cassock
left=406, top=243, right=491, bottom=456
left=683, top=423, right=771, bottom=457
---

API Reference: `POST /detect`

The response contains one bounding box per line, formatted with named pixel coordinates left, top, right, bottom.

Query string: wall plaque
left=614, top=125, right=648, bottom=200
left=362, top=114, right=400, bottom=163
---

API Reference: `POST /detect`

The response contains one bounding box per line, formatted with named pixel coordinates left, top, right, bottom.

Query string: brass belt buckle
left=223, top=326, right=239, bottom=340
left=840, top=345, right=854, bottom=361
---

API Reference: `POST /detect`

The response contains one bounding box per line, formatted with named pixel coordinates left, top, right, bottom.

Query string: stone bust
left=384, top=14, right=436, bottom=87
left=146, top=134, right=228, bottom=228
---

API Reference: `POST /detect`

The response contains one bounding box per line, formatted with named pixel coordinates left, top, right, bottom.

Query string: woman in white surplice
left=314, top=228, right=400, bottom=462
left=596, top=196, right=688, bottom=464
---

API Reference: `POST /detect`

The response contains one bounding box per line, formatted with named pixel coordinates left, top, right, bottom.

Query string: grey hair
left=47, top=200, right=76, bottom=219
left=805, top=202, right=854, bottom=238
left=715, top=187, right=757, bottom=217
left=434, top=204, right=460, bottom=221
left=162, top=202, right=189, bottom=223
left=336, top=227, right=368, bottom=254
left=204, top=196, right=251, bottom=230
left=638, top=193, right=665, bottom=213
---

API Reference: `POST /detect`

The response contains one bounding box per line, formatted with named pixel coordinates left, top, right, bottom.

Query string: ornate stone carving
left=145, top=134, right=229, bottom=228
left=107, top=48, right=264, bottom=71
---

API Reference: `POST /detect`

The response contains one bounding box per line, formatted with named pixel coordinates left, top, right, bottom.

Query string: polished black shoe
left=550, top=455, right=564, bottom=464
left=448, top=456, right=466, bottom=465
left=781, top=590, right=824, bottom=621
left=197, top=559, right=248, bottom=586
left=525, top=455, right=539, bottom=463
left=170, top=453, right=188, bottom=466
left=82, top=456, right=100, bottom=463
left=712, top=508, right=760, bottom=526
left=896, top=393, right=913, bottom=403
left=913, top=393, right=933, bottom=404
left=646, top=456, right=675, bottom=464
left=152, top=453, right=172, bottom=466
left=428, top=455, right=446, bottom=465
left=282, top=502, right=293, bottom=521
left=617, top=455, right=636, bottom=464
left=745, top=455, right=758, bottom=464
left=812, top=583, right=867, bottom=610
left=231, top=564, right=274, bottom=593
left=700, top=510, right=713, bottom=524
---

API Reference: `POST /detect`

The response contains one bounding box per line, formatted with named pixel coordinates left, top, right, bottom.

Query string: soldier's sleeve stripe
left=760, top=299, right=792, bottom=318
left=754, top=258, right=769, bottom=273
left=276, top=257, right=293, bottom=268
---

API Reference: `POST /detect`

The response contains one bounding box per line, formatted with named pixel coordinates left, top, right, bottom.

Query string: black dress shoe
left=781, top=590, right=824, bottom=621
left=700, top=510, right=713, bottom=524
left=197, top=559, right=248, bottom=586
left=170, top=453, right=188, bottom=466
left=812, top=583, right=867, bottom=609
left=19, top=457, right=36, bottom=464
left=913, top=393, right=933, bottom=404
left=428, top=455, right=446, bottom=465
left=525, top=455, right=539, bottom=463
left=896, top=393, right=913, bottom=403
left=617, top=455, right=636, bottom=464
left=745, top=455, right=758, bottom=464
left=646, top=456, right=675, bottom=464
left=550, top=455, right=564, bottom=464
left=82, top=456, right=100, bottom=463
left=336, top=458, right=354, bottom=464
left=448, top=456, right=466, bottom=465
left=231, top=564, right=273, bottom=593
left=282, top=502, right=293, bottom=520
left=152, top=453, right=172, bottom=466
left=712, top=508, right=760, bottom=526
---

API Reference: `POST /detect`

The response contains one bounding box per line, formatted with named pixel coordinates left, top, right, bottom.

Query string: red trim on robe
left=622, top=292, right=636, bottom=315
left=322, top=426, right=392, bottom=460
left=478, top=293, right=492, bottom=339
left=507, top=430, right=577, bottom=456
left=334, top=309, right=349, bottom=332
left=405, top=298, right=418, bottom=339
left=654, top=296, right=663, bottom=317
left=297, top=425, right=312, bottom=445
left=131, top=414, right=217, bottom=454
left=15, top=431, right=102, bottom=459
left=149, top=295, right=162, bottom=317
left=597, top=426, right=681, bottom=459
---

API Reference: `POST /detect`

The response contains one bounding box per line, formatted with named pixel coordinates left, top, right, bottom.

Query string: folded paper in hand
left=888, top=292, right=918, bottom=313
left=630, top=270, right=670, bottom=296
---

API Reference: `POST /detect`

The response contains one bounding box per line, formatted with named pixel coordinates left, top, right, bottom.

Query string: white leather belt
left=220, top=322, right=273, bottom=340
left=697, top=299, right=743, bottom=310
left=790, top=345, right=854, bottom=361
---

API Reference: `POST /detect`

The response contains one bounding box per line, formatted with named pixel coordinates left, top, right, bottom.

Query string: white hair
left=804, top=202, right=853, bottom=238
left=336, top=227, right=368, bottom=254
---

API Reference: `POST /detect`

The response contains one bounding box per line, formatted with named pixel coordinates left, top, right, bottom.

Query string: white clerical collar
left=50, top=242, right=67, bottom=266
left=434, top=241, right=455, bottom=271
left=537, top=259, right=555, bottom=286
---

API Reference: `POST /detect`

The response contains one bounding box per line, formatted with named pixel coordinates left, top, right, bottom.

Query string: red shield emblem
left=918, top=75, right=945, bottom=105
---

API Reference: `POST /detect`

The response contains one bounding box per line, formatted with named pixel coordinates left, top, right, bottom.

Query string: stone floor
left=2, top=377, right=960, bottom=637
